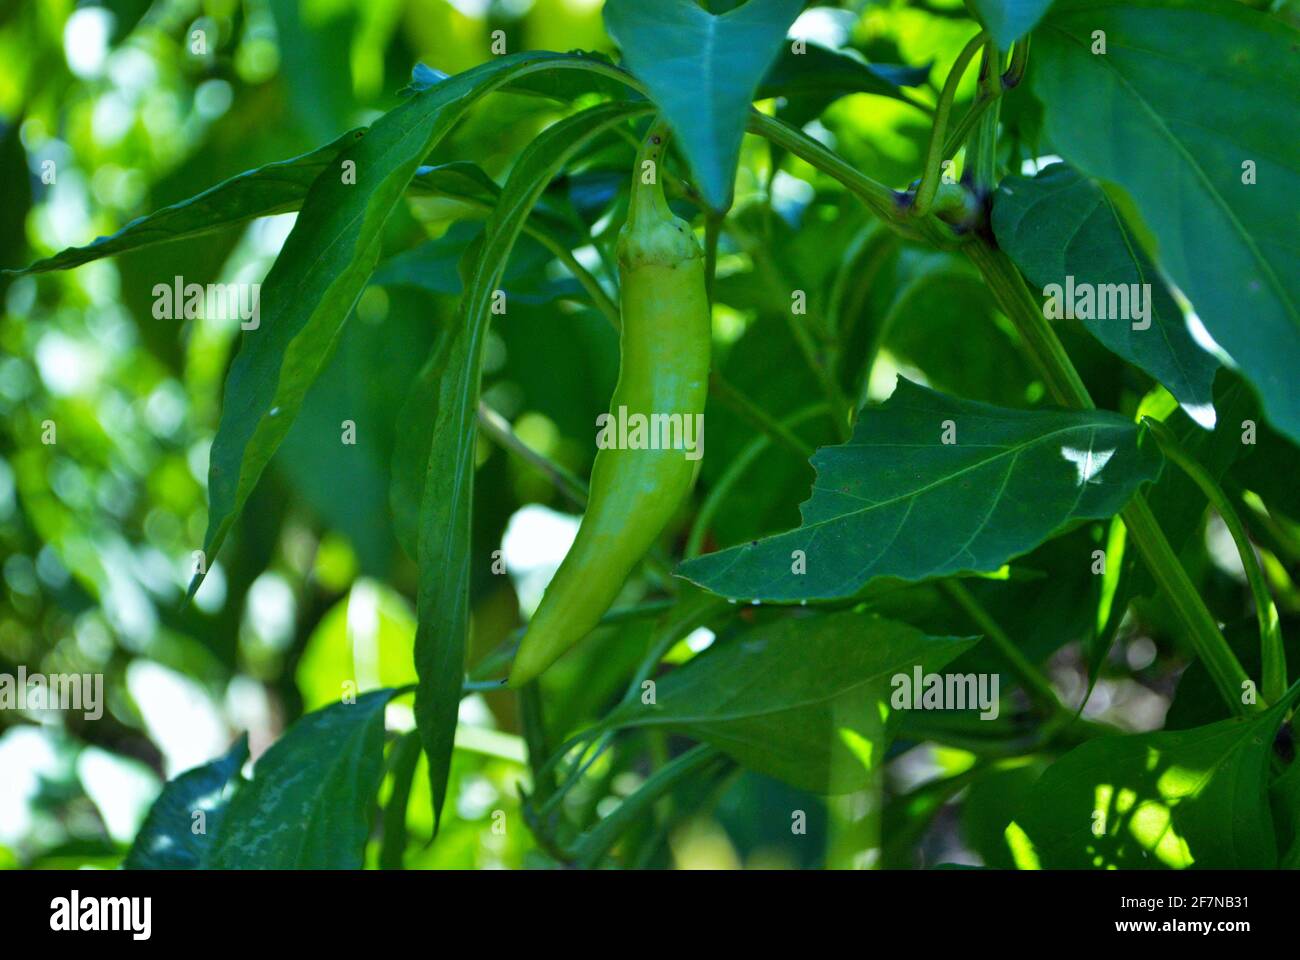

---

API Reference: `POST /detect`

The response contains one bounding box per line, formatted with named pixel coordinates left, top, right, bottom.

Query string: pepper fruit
left=509, top=123, right=710, bottom=686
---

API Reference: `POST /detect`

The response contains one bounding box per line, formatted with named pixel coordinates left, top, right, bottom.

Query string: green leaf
left=1010, top=689, right=1298, bottom=868
left=603, top=0, right=805, bottom=209
left=122, top=736, right=248, bottom=870
left=677, top=378, right=1163, bottom=602
left=208, top=690, right=399, bottom=869
left=380, top=731, right=423, bottom=870
left=757, top=42, right=929, bottom=111
left=373, top=223, right=582, bottom=305
left=602, top=611, right=977, bottom=793
left=968, top=0, right=1056, bottom=50
left=194, top=52, right=636, bottom=590
left=1271, top=758, right=1300, bottom=868
left=993, top=163, right=1218, bottom=415
left=4, top=129, right=365, bottom=276
left=1033, top=0, right=1300, bottom=444
left=413, top=100, right=652, bottom=832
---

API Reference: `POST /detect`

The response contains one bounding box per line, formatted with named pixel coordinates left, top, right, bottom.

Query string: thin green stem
left=519, top=682, right=553, bottom=803
left=704, top=211, right=722, bottom=303
left=965, top=242, right=1093, bottom=407
left=410, top=173, right=621, bottom=330
left=746, top=111, right=900, bottom=223
left=525, top=224, right=620, bottom=330
left=965, top=236, right=1257, bottom=716
left=686, top=405, right=830, bottom=558
left=476, top=401, right=588, bottom=506
left=966, top=39, right=1002, bottom=192
left=913, top=30, right=985, bottom=216
left=571, top=744, right=726, bottom=867
left=476, top=401, right=676, bottom=587
left=708, top=371, right=816, bottom=459
left=1144, top=416, right=1285, bottom=704
left=938, top=579, right=1063, bottom=716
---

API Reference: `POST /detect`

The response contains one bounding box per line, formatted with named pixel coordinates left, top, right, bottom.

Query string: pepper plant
left=8, top=0, right=1300, bottom=870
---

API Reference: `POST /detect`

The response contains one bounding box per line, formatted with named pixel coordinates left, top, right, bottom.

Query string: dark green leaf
left=195, top=52, right=636, bottom=590
left=604, top=0, right=805, bottom=209
left=1011, top=690, right=1298, bottom=868
left=600, top=611, right=977, bottom=793
left=758, top=42, right=928, bottom=110
left=969, top=0, right=1056, bottom=50
left=1270, top=757, right=1300, bottom=867
left=122, top=736, right=248, bottom=870
left=413, top=100, right=652, bottom=831
left=677, top=378, right=1163, bottom=602
left=1034, top=0, right=1300, bottom=444
left=209, top=690, right=399, bottom=869
left=380, top=731, right=423, bottom=870
left=5, top=129, right=365, bottom=276
left=993, top=163, right=1217, bottom=414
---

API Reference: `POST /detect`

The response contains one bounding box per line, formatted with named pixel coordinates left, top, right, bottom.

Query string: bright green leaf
left=1011, top=690, right=1298, bottom=868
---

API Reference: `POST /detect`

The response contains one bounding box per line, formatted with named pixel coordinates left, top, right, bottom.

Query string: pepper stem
left=626, top=118, right=674, bottom=232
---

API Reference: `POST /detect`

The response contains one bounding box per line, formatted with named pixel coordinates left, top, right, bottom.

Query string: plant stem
left=709, top=371, right=816, bottom=459
left=704, top=211, right=722, bottom=303
left=966, top=39, right=1002, bottom=192
left=686, top=404, right=830, bottom=558
left=519, top=682, right=553, bottom=803
left=965, top=237, right=1257, bottom=716
left=1144, top=416, right=1285, bottom=704
left=571, top=744, right=726, bottom=867
left=476, top=401, right=588, bottom=506
left=746, top=112, right=901, bottom=223
left=937, top=578, right=1062, bottom=716
left=964, top=242, right=1092, bottom=407
left=912, top=30, right=985, bottom=216
left=476, top=401, right=675, bottom=589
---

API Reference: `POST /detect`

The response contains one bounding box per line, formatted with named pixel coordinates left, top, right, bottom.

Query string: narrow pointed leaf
left=1034, top=0, right=1300, bottom=443
left=5, top=130, right=365, bottom=276
left=677, top=379, right=1163, bottom=602
left=604, top=0, right=805, bottom=209
left=208, top=690, right=399, bottom=869
left=601, top=611, right=978, bottom=793
left=993, top=163, right=1218, bottom=415
left=194, top=52, right=637, bottom=589
left=414, top=100, right=652, bottom=832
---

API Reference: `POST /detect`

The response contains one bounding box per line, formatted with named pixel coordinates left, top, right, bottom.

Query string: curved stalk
left=966, top=237, right=1257, bottom=716
left=912, top=31, right=985, bottom=216
left=1143, top=416, right=1285, bottom=703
